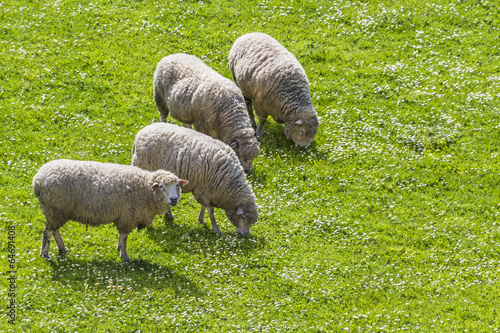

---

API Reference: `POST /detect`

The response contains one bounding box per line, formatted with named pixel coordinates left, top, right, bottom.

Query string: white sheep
left=154, top=53, right=260, bottom=173
left=228, top=32, right=319, bottom=148
left=33, top=159, right=188, bottom=261
left=131, top=122, right=258, bottom=236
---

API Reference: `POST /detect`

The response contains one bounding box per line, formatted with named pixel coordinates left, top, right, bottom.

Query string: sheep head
left=230, top=136, right=260, bottom=173
left=224, top=204, right=258, bottom=236
left=284, top=112, right=319, bottom=148
left=150, top=171, right=189, bottom=207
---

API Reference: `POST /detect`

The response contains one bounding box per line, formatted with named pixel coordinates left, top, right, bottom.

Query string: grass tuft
left=1, top=0, right=500, bottom=331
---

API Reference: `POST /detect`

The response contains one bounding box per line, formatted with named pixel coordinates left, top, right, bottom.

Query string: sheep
left=153, top=53, right=261, bottom=173
left=33, top=159, right=188, bottom=261
left=131, top=122, right=258, bottom=236
left=228, top=32, right=319, bottom=148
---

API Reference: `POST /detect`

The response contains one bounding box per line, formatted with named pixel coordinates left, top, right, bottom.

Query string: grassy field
left=1, top=0, right=500, bottom=331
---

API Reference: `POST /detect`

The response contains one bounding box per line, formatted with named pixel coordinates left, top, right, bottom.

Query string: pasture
left=1, top=0, right=499, bottom=331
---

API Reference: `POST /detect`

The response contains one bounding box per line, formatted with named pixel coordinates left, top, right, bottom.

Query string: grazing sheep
left=154, top=53, right=260, bottom=173
left=131, top=122, right=258, bottom=236
left=228, top=32, right=319, bottom=148
left=33, top=159, right=188, bottom=261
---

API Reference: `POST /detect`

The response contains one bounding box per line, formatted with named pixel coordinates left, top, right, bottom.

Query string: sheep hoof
left=40, top=253, right=51, bottom=260
left=58, top=248, right=69, bottom=255
left=212, top=227, right=222, bottom=235
left=165, top=211, right=175, bottom=221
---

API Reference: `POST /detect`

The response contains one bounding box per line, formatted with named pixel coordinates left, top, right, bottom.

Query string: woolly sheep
left=154, top=53, right=260, bottom=173
left=228, top=32, right=319, bottom=148
left=33, top=159, right=188, bottom=261
left=131, top=122, right=258, bottom=236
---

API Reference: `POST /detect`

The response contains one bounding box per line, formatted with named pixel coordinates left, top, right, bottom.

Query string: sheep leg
left=154, top=88, right=169, bottom=122
left=255, top=116, right=267, bottom=137
left=117, top=233, right=130, bottom=261
left=207, top=207, right=222, bottom=235
left=244, top=96, right=257, bottom=129
left=52, top=229, right=68, bottom=255
left=197, top=206, right=206, bottom=225
left=40, top=227, right=54, bottom=258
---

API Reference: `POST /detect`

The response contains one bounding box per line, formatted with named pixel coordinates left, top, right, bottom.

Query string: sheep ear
left=236, top=207, right=244, bottom=215
left=295, top=120, right=303, bottom=125
left=230, top=141, right=238, bottom=149
left=150, top=183, right=159, bottom=191
left=179, top=179, right=189, bottom=187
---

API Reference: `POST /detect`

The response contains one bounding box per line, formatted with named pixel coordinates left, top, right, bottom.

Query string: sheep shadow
left=256, top=121, right=326, bottom=163
left=48, top=256, right=202, bottom=296
left=248, top=122, right=326, bottom=189
left=145, top=216, right=266, bottom=258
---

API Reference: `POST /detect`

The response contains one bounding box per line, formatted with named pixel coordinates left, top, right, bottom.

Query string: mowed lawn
left=1, top=0, right=499, bottom=331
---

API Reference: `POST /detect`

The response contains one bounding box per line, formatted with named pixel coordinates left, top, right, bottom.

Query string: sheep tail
left=33, top=178, right=41, bottom=198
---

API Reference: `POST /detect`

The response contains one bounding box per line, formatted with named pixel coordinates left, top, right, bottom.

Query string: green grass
left=1, top=0, right=500, bottom=331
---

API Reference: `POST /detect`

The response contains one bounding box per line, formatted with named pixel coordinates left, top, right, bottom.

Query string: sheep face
left=151, top=179, right=189, bottom=208
left=285, top=115, right=319, bottom=148
left=225, top=205, right=258, bottom=236
left=230, top=137, right=261, bottom=173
